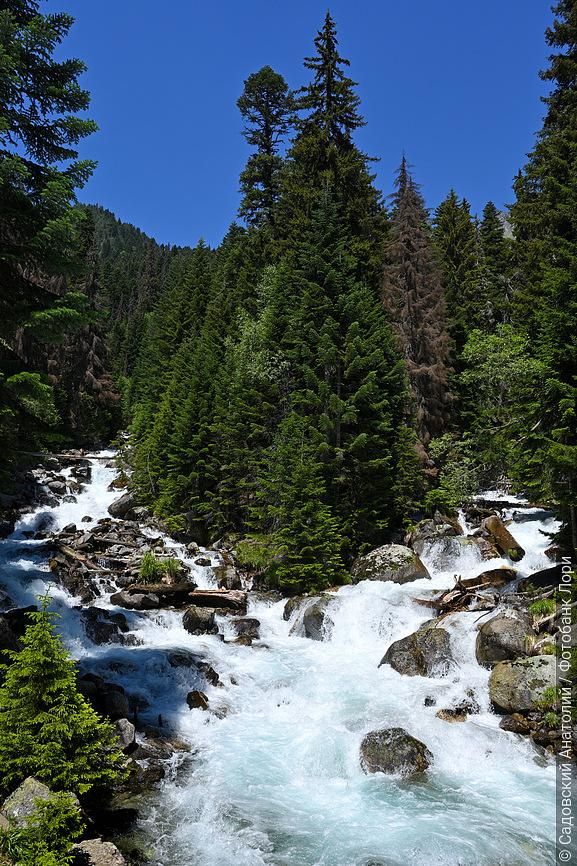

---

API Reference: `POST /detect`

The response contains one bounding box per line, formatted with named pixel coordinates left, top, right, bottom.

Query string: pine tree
left=383, top=159, right=453, bottom=446
left=237, top=66, right=294, bottom=227
left=510, top=0, right=577, bottom=546
left=0, top=601, right=125, bottom=795
left=432, top=190, right=480, bottom=351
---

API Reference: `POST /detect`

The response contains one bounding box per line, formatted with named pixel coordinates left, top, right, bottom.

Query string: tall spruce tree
left=383, top=160, right=452, bottom=446
left=432, top=190, right=480, bottom=352
left=237, top=66, right=293, bottom=227
left=280, top=12, right=385, bottom=279
left=510, top=0, right=577, bottom=546
left=478, top=201, right=511, bottom=328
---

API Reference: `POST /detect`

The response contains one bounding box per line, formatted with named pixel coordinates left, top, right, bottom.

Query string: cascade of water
left=0, top=458, right=560, bottom=866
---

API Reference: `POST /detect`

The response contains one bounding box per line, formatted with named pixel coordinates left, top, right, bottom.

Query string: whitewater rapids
left=0, top=456, right=559, bottom=866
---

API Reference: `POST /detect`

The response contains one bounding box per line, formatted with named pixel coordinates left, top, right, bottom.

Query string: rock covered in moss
left=351, top=544, right=430, bottom=585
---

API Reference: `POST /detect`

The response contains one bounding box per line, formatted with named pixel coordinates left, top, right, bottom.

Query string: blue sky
left=46, top=0, right=552, bottom=248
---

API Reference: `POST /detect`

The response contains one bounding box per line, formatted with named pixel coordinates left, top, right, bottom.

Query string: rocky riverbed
left=0, top=452, right=573, bottom=865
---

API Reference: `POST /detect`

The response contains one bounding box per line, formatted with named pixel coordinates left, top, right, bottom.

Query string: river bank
left=0, top=450, right=571, bottom=865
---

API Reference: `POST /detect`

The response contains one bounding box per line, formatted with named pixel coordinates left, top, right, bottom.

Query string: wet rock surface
left=380, top=623, right=454, bottom=677
left=360, top=727, right=433, bottom=777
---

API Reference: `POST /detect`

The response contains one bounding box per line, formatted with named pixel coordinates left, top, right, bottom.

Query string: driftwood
left=188, top=589, right=247, bottom=611
left=414, top=576, right=498, bottom=616
left=52, top=542, right=109, bottom=573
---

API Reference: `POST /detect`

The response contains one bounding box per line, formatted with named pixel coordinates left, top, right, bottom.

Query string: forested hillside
left=2, top=1, right=576, bottom=584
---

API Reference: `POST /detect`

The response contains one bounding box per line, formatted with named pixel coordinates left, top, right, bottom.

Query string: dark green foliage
left=0, top=791, right=83, bottom=866
left=0, top=2, right=98, bottom=468
left=478, top=201, right=511, bottom=327
left=509, top=0, right=577, bottom=545
left=433, top=190, right=480, bottom=351
left=237, top=66, right=294, bottom=227
left=248, top=414, right=348, bottom=593
left=0, top=600, right=125, bottom=796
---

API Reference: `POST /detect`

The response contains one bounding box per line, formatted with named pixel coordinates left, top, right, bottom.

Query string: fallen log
left=413, top=576, right=498, bottom=616
left=124, top=582, right=197, bottom=607
left=188, top=589, right=247, bottom=612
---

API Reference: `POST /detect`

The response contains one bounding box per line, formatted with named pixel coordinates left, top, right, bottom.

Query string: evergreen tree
left=383, top=159, right=453, bottom=446
left=0, top=601, right=125, bottom=795
left=237, top=66, right=294, bottom=227
left=281, top=192, right=410, bottom=551
left=0, top=2, right=97, bottom=465
left=248, top=413, right=348, bottom=594
left=478, top=201, right=511, bottom=328
left=510, top=0, right=577, bottom=546
left=279, top=12, right=385, bottom=280
left=432, top=190, right=479, bottom=351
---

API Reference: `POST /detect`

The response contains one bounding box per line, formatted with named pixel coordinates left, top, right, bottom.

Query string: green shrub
left=139, top=551, right=165, bottom=581
left=139, top=552, right=182, bottom=581
left=537, top=686, right=560, bottom=711
left=543, top=711, right=559, bottom=729
left=529, top=598, right=556, bottom=617
left=0, top=598, right=126, bottom=795
left=0, top=792, right=84, bottom=866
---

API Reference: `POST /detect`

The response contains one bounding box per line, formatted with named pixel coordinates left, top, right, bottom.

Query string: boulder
left=182, top=605, right=217, bottom=635
left=186, top=690, right=209, bottom=710
left=48, top=479, right=67, bottom=494
left=123, top=581, right=196, bottom=607
left=115, top=718, right=136, bottom=752
left=231, top=617, right=260, bottom=640
left=74, top=838, right=126, bottom=866
left=1, top=777, right=52, bottom=826
left=489, top=656, right=556, bottom=713
left=351, top=544, right=430, bottom=584
left=518, top=564, right=562, bottom=591
left=78, top=675, right=130, bottom=720
left=109, top=591, right=160, bottom=611
left=380, top=624, right=453, bottom=677
left=214, top=553, right=243, bottom=590
left=482, top=515, right=525, bottom=561
left=405, top=516, right=462, bottom=556
left=108, top=492, right=136, bottom=519
left=302, top=597, right=333, bottom=640
left=81, top=607, right=129, bottom=645
left=476, top=611, right=534, bottom=666
left=283, top=596, right=309, bottom=621
left=499, top=713, right=532, bottom=735
left=360, top=727, right=432, bottom=777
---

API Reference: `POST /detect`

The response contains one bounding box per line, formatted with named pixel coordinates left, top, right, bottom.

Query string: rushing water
left=0, top=459, right=561, bottom=866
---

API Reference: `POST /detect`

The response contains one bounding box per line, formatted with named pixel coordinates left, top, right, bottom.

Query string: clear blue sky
left=45, top=0, right=552, bottom=248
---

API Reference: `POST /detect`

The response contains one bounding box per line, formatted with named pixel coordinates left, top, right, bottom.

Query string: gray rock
left=360, top=727, right=432, bottom=777
left=109, top=591, right=160, bottom=611
left=405, top=516, right=462, bottom=556
left=108, top=491, right=136, bottom=519
left=1, top=777, right=51, bottom=826
left=115, top=718, right=136, bottom=752
left=74, top=838, right=126, bottom=865
left=182, top=605, right=216, bottom=635
left=302, top=597, right=333, bottom=640
left=380, top=624, right=453, bottom=677
left=351, top=544, right=430, bottom=584
left=232, top=617, right=260, bottom=640
left=48, top=479, right=67, bottom=494
left=476, top=611, right=534, bottom=666
left=489, top=656, right=556, bottom=713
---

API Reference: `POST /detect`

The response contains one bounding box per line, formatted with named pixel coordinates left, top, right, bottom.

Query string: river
left=0, top=454, right=560, bottom=866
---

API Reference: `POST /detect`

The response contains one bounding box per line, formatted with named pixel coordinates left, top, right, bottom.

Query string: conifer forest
left=0, top=2, right=575, bottom=865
